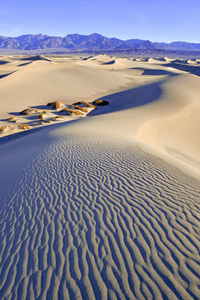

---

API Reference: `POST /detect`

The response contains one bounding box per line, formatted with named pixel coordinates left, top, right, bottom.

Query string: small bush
left=0, top=126, right=9, bottom=133
left=19, top=124, right=31, bottom=130
left=52, top=116, right=65, bottom=121
left=60, top=107, right=71, bottom=112
left=72, top=101, right=85, bottom=105
left=93, top=100, right=109, bottom=106
left=39, top=113, right=45, bottom=120
left=72, top=101, right=96, bottom=109
left=85, top=102, right=96, bottom=109
left=20, top=108, right=30, bottom=115
left=61, top=108, right=84, bottom=116
left=47, top=100, right=63, bottom=110
left=7, top=116, right=17, bottom=122
left=74, top=106, right=88, bottom=113
left=73, top=110, right=84, bottom=116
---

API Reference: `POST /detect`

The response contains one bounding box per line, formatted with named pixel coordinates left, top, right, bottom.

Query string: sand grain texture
left=0, top=55, right=200, bottom=299
left=0, top=126, right=200, bottom=299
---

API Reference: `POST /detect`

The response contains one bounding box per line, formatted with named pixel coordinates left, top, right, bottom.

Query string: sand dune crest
left=1, top=55, right=200, bottom=299
left=0, top=129, right=200, bottom=299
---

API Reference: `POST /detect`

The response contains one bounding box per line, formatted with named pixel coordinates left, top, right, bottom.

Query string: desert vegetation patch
left=2, top=98, right=109, bottom=137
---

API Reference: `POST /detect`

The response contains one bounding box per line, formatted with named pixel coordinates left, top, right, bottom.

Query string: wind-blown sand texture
left=0, top=54, right=200, bottom=299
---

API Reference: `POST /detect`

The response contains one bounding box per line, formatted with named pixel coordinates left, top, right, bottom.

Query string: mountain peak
left=89, top=33, right=103, bottom=37
left=0, top=33, right=200, bottom=52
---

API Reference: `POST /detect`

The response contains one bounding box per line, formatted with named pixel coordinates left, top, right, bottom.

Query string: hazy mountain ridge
left=0, top=33, right=200, bottom=51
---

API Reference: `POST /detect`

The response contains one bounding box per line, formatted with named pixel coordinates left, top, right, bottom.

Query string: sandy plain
left=0, top=54, right=200, bottom=299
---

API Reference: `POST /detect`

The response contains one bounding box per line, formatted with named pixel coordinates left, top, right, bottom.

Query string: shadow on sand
left=0, top=119, right=78, bottom=146
left=88, top=77, right=169, bottom=117
left=162, top=62, right=200, bottom=76
left=0, top=71, right=17, bottom=79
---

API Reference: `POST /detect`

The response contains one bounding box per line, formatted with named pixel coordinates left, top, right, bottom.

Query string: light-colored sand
left=0, top=55, right=200, bottom=299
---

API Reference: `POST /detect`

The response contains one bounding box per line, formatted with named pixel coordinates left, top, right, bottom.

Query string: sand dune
left=138, top=101, right=200, bottom=163
left=0, top=55, right=200, bottom=299
left=21, top=54, right=52, bottom=61
left=87, top=54, right=113, bottom=63
left=187, top=59, right=198, bottom=65
left=148, top=58, right=166, bottom=64
left=0, top=56, right=134, bottom=123
left=0, top=124, right=200, bottom=299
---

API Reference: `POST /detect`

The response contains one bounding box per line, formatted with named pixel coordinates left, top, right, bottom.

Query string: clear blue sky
left=0, top=0, right=200, bottom=43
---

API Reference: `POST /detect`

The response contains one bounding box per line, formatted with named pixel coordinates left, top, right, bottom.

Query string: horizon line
left=0, top=32, right=199, bottom=45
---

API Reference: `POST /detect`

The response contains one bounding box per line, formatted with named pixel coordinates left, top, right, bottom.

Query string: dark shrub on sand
left=47, top=100, right=63, bottom=110
left=93, top=100, right=109, bottom=106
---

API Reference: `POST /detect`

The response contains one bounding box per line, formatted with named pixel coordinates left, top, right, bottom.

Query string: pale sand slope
left=0, top=121, right=200, bottom=300
left=87, top=74, right=200, bottom=175
left=0, top=55, right=135, bottom=121
left=0, top=54, right=174, bottom=136
left=0, top=55, right=200, bottom=299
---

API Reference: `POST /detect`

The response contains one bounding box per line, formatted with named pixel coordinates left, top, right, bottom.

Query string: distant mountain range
left=0, top=33, right=200, bottom=53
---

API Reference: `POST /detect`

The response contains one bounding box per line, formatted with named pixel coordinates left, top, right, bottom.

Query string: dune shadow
left=102, top=60, right=116, bottom=65
left=20, top=55, right=51, bottom=62
left=30, top=105, right=52, bottom=110
left=8, top=112, right=23, bottom=116
left=0, top=71, right=17, bottom=79
left=0, top=61, right=9, bottom=65
left=88, top=77, right=174, bottom=117
left=0, top=119, right=78, bottom=145
left=82, top=56, right=93, bottom=61
left=141, top=69, right=173, bottom=76
left=18, top=62, right=32, bottom=67
left=0, top=118, right=10, bottom=122
left=163, top=62, right=200, bottom=76
left=23, top=115, right=40, bottom=121
left=129, top=67, right=174, bottom=76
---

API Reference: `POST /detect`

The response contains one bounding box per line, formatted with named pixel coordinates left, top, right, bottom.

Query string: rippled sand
left=0, top=55, right=200, bottom=299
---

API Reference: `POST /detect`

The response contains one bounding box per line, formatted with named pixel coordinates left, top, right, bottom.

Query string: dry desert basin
left=0, top=54, right=200, bottom=299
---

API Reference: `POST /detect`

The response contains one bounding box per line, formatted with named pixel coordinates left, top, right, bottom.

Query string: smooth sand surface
left=0, top=55, right=200, bottom=299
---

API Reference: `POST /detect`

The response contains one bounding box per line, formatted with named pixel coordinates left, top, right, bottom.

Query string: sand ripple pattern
left=0, top=134, right=200, bottom=299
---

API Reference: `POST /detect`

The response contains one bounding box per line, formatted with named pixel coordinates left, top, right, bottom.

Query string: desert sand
left=0, top=54, right=200, bottom=299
